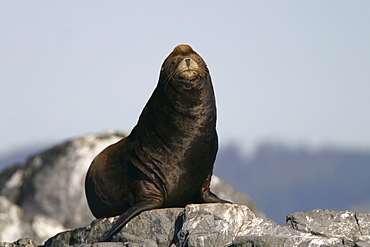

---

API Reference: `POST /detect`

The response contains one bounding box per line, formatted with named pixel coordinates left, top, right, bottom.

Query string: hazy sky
left=1, top=1, right=370, bottom=156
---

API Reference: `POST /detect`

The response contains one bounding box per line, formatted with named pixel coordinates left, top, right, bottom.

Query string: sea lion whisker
left=164, top=70, right=178, bottom=84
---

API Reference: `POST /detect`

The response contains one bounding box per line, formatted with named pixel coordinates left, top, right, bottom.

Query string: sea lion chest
left=131, top=86, right=217, bottom=206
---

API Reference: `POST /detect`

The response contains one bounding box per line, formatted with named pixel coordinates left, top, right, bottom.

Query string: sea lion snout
left=177, top=57, right=200, bottom=81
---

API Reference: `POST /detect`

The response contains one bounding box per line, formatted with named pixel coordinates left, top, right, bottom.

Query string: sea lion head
left=160, top=44, right=209, bottom=90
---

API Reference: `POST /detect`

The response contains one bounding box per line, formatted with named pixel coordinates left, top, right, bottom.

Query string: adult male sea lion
left=85, top=44, right=228, bottom=242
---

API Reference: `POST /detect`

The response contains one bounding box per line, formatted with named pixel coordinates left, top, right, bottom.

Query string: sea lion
left=85, top=44, right=228, bottom=242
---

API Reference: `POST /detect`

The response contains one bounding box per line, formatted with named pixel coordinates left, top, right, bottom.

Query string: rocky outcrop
left=0, top=196, right=33, bottom=243
left=287, top=209, right=370, bottom=245
left=0, top=131, right=126, bottom=229
left=1, top=131, right=370, bottom=246
left=26, top=204, right=370, bottom=247
left=0, top=131, right=259, bottom=244
left=0, top=132, right=125, bottom=243
left=0, top=195, right=66, bottom=244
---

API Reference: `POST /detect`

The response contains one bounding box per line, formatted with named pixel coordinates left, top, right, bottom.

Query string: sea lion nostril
left=185, top=58, right=191, bottom=67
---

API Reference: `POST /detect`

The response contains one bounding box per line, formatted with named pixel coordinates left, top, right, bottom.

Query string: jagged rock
left=234, top=216, right=344, bottom=246
left=0, top=196, right=33, bottom=243
left=174, top=203, right=255, bottom=246
left=0, top=132, right=125, bottom=243
left=287, top=209, right=370, bottom=244
left=210, top=176, right=262, bottom=217
left=31, top=214, right=66, bottom=244
left=44, top=208, right=183, bottom=246
left=2, top=200, right=370, bottom=247
left=44, top=203, right=256, bottom=247
left=43, top=203, right=370, bottom=247
left=15, top=132, right=126, bottom=229
left=0, top=238, right=38, bottom=247
left=0, top=196, right=65, bottom=244
left=0, top=166, right=24, bottom=204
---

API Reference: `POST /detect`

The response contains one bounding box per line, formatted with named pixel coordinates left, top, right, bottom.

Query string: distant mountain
left=214, top=142, right=370, bottom=224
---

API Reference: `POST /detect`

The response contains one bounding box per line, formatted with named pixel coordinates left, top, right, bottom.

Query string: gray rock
left=235, top=216, right=344, bottom=247
left=115, top=207, right=183, bottom=246
left=31, top=214, right=66, bottom=244
left=210, top=176, right=262, bottom=217
left=3, top=202, right=370, bottom=246
left=0, top=196, right=33, bottom=243
left=44, top=203, right=255, bottom=247
left=0, top=238, right=38, bottom=247
left=0, top=196, right=66, bottom=244
left=0, top=165, right=25, bottom=204
left=287, top=209, right=370, bottom=244
left=174, top=203, right=255, bottom=247
left=43, top=203, right=365, bottom=247
left=16, top=132, right=125, bottom=229
left=0, top=132, right=125, bottom=243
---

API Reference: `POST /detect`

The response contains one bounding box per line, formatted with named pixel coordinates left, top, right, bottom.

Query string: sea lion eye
left=171, top=60, right=176, bottom=65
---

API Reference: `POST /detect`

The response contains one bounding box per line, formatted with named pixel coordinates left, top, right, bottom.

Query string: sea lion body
left=85, top=45, right=227, bottom=241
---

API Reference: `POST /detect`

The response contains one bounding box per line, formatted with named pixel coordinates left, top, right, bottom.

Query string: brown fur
left=85, top=44, right=228, bottom=242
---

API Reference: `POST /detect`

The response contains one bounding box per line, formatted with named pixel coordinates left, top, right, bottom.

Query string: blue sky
left=1, top=1, right=370, bottom=156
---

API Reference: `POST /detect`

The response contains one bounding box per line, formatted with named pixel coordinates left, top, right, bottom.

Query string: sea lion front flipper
left=201, top=190, right=230, bottom=203
left=199, top=173, right=231, bottom=203
left=100, top=200, right=163, bottom=242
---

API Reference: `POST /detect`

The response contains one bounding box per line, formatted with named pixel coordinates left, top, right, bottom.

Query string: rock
left=16, top=131, right=126, bottom=229
left=44, top=207, right=184, bottom=246
left=2, top=201, right=370, bottom=247
left=0, top=131, right=125, bottom=243
left=42, top=203, right=368, bottom=247
left=287, top=209, right=370, bottom=244
left=0, top=196, right=33, bottom=243
left=44, top=203, right=256, bottom=247
left=0, top=166, right=24, bottom=204
left=0, top=196, right=65, bottom=244
left=235, top=216, right=344, bottom=246
left=210, top=176, right=262, bottom=217
left=0, top=238, right=38, bottom=247
left=174, top=203, right=255, bottom=247
left=31, top=214, right=65, bottom=244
